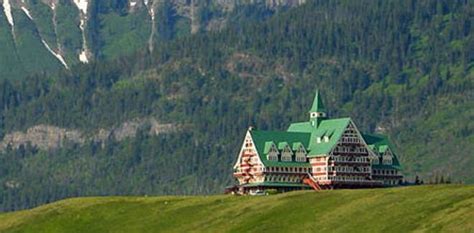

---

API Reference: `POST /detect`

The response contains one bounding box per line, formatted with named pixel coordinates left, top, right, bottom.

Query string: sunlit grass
left=0, top=185, right=473, bottom=233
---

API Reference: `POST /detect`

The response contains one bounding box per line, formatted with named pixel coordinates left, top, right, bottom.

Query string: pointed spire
left=309, top=90, right=325, bottom=113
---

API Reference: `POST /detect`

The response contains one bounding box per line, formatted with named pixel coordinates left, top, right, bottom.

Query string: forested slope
left=0, top=0, right=472, bottom=211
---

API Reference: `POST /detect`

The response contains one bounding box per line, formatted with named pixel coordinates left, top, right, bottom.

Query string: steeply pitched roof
left=263, top=141, right=275, bottom=154
left=292, top=142, right=304, bottom=150
left=278, top=142, right=290, bottom=150
left=363, top=133, right=401, bottom=168
left=309, top=90, right=326, bottom=113
left=260, top=118, right=351, bottom=159
left=249, top=120, right=402, bottom=168
left=250, top=130, right=311, bottom=167
left=307, top=118, right=351, bottom=157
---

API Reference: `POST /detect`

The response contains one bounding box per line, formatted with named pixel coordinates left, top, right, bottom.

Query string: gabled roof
left=378, top=145, right=389, bottom=153
left=278, top=142, right=290, bottom=150
left=249, top=119, right=401, bottom=168
left=307, top=118, right=351, bottom=157
left=263, top=141, right=276, bottom=154
left=285, top=117, right=351, bottom=157
left=363, top=133, right=401, bottom=168
left=250, top=130, right=311, bottom=167
left=292, top=142, right=304, bottom=150
left=309, top=90, right=326, bottom=113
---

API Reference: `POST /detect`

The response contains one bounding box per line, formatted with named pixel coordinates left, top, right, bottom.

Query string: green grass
left=0, top=185, right=473, bottom=233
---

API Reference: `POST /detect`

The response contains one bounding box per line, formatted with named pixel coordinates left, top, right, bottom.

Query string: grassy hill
left=0, top=185, right=473, bottom=233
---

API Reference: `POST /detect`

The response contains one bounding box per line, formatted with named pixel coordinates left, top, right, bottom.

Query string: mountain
left=0, top=0, right=303, bottom=79
left=0, top=185, right=473, bottom=232
left=0, top=0, right=473, bottom=212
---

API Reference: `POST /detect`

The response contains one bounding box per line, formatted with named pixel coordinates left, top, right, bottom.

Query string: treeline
left=0, top=0, right=473, bottom=211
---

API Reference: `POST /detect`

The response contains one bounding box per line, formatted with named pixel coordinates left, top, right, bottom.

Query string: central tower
left=309, top=90, right=327, bottom=127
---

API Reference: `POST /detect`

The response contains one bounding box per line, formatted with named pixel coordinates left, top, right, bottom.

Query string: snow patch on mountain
left=2, top=0, right=14, bottom=26
left=73, top=0, right=91, bottom=63
left=145, top=0, right=156, bottom=53
left=79, top=50, right=88, bottom=63
left=21, top=6, right=33, bottom=20
left=41, top=39, right=69, bottom=69
left=72, top=0, right=88, bottom=15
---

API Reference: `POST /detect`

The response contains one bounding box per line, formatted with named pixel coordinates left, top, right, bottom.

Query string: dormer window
left=382, top=150, right=393, bottom=165
left=295, top=145, right=307, bottom=162
left=263, top=141, right=279, bottom=161
left=268, top=145, right=279, bottom=161
left=372, top=156, right=380, bottom=165
left=281, top=145, right=293, bottom=162
left=316, top=137, right=321, bottom=143
left=323, top=135, right=330, bottom=142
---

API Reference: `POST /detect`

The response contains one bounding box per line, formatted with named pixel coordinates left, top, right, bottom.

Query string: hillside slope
left=0, top=0, right=472, bottom=212
left=0, top=185, right=473, bottom=233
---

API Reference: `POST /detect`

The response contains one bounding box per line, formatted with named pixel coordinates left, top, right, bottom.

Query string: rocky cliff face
left=0, top=0, right=304, bottom=79
left=0, top=117, right=176, bottom=151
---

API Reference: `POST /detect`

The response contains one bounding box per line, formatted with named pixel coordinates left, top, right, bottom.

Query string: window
left=295, top=144, right=306, bottom=162
left=383, top=150, right=393, bottom=165
left=267, top=144, right=279, bottom=161
left=383, top=156, right=392, bottom=165
left=372, top=157, right=380, bottom=165
left=281, top=145, right=293, bottom=162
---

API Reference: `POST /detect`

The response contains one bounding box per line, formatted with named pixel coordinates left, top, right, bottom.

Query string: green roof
left=307, top=118, right=351, bottom=157
left=287, top=121, right=313, bottom=132
left=250, top=130, right=311, bottom=167
left=287, top=118, right=351, bottom=157
left=292, top=142, right=304, bottom=150
left=254, top=118, right=402, bottom=164
left=309, top=90, right=326, bottom=113
left=263, top=141, right=275, bottom=154
left=363, top=134, right=401, bottom=168
left=251, top=118, right=353, bottom=163
left=378, top=145, right=389, bottom=153
left=278, top=142, right=290, bottom=150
